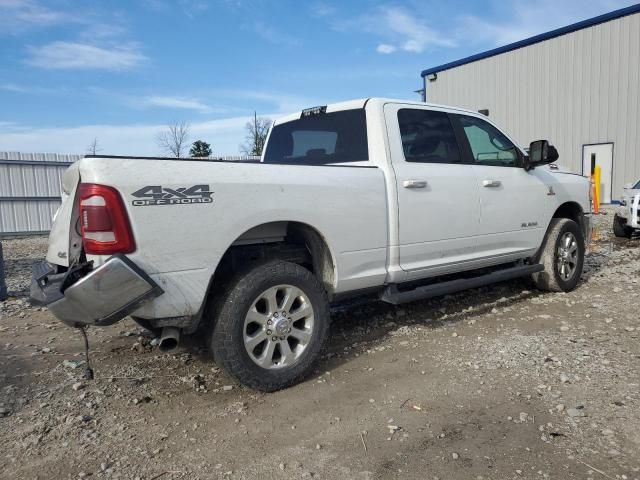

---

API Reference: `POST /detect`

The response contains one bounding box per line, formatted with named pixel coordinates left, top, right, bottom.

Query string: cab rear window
left=263, top=109, right=368, bottom=165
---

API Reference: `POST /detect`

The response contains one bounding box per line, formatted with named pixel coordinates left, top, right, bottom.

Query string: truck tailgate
left=46, top=163, right=81, bottom=267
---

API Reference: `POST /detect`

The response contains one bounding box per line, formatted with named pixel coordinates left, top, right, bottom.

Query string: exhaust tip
left=158, top=327, right=181, bottom=353
left=159, top=337, right=179, bottom=352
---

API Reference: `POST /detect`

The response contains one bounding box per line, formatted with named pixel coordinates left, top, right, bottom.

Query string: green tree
left=190, top=140, right=212, bottom=158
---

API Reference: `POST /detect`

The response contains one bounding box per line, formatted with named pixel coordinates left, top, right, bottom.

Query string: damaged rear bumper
left=30, top=254, right=163, bottom=328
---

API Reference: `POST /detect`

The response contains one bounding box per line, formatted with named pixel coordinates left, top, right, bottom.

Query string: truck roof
left=273, top=97, right=482, bottom=125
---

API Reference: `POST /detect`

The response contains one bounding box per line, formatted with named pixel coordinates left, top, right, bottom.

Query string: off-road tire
left=613, top=214, right=632, bottom=238
left=209, top=260, right=330, bottom=392
left=531, top=218, right=585, bottom=292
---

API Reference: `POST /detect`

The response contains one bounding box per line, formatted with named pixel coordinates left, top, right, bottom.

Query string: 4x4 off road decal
left=131, top=185, right=213, bottom=206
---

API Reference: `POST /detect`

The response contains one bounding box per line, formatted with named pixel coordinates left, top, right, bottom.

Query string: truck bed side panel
left=77, top=158, right=388, bottom=319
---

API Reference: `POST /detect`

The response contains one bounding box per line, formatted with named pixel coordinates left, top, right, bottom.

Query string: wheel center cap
left=273, top=317, right=289, bottom=335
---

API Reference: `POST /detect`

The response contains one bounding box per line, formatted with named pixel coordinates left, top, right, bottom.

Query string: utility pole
left=0, top=242, right=7, bottom=301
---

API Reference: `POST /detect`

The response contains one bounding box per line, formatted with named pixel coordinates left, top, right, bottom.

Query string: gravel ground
left=1, top=236, right=49, bottom=296
left=0, top=210, right=639, bottom=480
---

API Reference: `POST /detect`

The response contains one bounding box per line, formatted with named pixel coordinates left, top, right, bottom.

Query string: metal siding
left=0, top=152, right=82, bottom=235
left=426, top=12, right=640, bottom=200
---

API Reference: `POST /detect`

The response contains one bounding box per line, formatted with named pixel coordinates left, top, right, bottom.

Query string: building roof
left=421, top=3, right=640, bottom=77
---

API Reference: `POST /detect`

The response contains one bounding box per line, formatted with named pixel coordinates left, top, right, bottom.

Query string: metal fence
left=0, top=151, right=81, bottom=236
left=0, top=242, right=7, bottom=300
left=0, top=151, right=261, bottom=236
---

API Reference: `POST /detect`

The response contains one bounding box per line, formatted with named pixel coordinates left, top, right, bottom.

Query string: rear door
left=384, top=104, right=480, bottom=273
left=452, top=114, right=547, bottom=256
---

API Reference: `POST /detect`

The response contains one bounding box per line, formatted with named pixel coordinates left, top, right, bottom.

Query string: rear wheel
left=209, top=260, right=330, bottom=391
left=532, top=218, right=585, bottom=292
left=613, top=214, right=632, bottom=238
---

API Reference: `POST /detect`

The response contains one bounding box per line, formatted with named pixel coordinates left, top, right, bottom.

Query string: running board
left=380, top=264, right=544, bottom=305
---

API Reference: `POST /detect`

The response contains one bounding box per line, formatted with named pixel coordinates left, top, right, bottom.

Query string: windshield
left=263, top=109, right=368, bottom=165
left=633, top=180, right=640, bottom=189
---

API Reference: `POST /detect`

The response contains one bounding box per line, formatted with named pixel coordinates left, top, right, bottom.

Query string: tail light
left=78, top=183, right=135, bottom=255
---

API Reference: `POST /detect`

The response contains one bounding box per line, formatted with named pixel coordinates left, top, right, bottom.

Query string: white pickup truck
left=613, top=179, right=640, bottom=237
left=31, top=98, right=592, bottom=391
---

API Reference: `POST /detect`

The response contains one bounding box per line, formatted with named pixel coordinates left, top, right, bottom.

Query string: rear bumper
left=30, top=255, right=163, bottom=328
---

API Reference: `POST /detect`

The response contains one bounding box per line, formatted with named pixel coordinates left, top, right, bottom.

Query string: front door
left=582, top=143, right=613, bottom=203
left=384, top=104, right=480, bottom=273
left=453, top=114, right=548, bottom=256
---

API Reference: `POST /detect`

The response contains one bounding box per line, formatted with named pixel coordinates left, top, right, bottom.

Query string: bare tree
left=157, top=121, right=191, bottom=158
left=240, top=112, right=272, bottom=156
left=87, top=137, right=102, bottom=155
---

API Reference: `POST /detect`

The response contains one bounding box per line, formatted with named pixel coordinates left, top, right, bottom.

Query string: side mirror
left=526, top=140, right=559, bottom=170
left=623, top=183, right=633, bottom=190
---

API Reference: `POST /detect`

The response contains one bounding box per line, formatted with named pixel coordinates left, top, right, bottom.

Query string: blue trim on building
left=421, top=3, right=640, bottom=77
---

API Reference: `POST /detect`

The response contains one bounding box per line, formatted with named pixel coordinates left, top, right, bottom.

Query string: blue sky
left=0, top=0, right=636, bottom=156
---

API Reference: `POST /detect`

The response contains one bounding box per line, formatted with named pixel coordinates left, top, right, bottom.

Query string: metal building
left=420, top=4, right=640, bottom=203
left=0, top=152, right=80, bottom=236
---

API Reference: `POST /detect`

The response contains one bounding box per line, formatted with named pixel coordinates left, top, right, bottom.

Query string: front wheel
left=209, top=260, right=330, bottom=392
left=531, top=218, right=585, bottom=292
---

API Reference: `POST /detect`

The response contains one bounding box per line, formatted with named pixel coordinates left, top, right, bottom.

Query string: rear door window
left=397, top=109, right=462, bottom=164
left=263, top=109, right=368, bottom=164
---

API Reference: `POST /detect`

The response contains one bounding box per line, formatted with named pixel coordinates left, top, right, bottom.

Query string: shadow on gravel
left=178, top=243, right=617, bottom=379
left=322, top=239, right=617, bottom=372
left=3, top=256, right=41, bottom=297
left=0, top=354, right=34, bottom=418
left=327, top=278, right=537, bottom=353
left=180, top=277, right=545, bottom=374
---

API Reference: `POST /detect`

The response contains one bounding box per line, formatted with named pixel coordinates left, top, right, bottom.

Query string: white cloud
left=228, top=90, right=321, bottom=114
left=376, top=43, right=396, bottom=54
left=0, top=82, right=66, bottom=94
left=80, top=23, right=128, bottom=40
left=380, top=7, right=455, bottom=52
left=459, top=0, right=639, bottom=46
left=0, top=83, right=29, bottom=93
left=144, top=96, right=213, bottom=113
left=0, top=116, right=266, bottom=156
left=0, top=0, right=78, bottom=32
left=0, top=121, right=20, bottom=129
left=334, top=5, right=455, bottom=54
left=129, top=90, right=310, bottom=116
left=139, top=0, right=169, bottom=12
left=310, top=2, right=336, bottom=17
left=253, top=22, right=299, bottom=46
left=179, top=0, right=209, bottom=18
left=26, top=41, right=147, bottom=71
left=328, top=1, right=636, bottom=56
left=0, top=89, right=322, bottom=155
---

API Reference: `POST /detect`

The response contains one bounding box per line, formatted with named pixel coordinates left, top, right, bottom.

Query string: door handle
left=482, top=179, right=502, bottom=188
left=403, top=179, right=427, bottom=189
